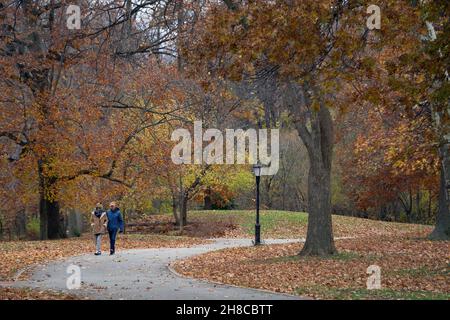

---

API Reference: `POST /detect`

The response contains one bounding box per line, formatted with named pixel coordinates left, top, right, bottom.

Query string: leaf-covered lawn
left=0, top=234, right=207, bottom=281
left=125, top=210, right=432, bottom=239
left=173, top=232, right=450, bottom=300
left=188, top=210, right=432, bottom=238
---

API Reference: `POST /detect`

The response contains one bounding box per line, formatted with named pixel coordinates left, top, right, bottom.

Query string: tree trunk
left=296, top=101, right=337, bottom=256
left=180, top=195, right=188, bottom=227
left=175, top=0, right=185, bottom=72
left=46, top=198, right=61, bottom=239
left=408, top=189, right=413, bottom=222
left=264, top=178, right=273, bottom=209
left=204, top=187, right=212, bottom=210
left=429, top=167, right=450, bottom=240
left=38, top=160, right=62, bottom=240
left=415, top=189, right=422, bottom=222
left=300, top=158, right=336, bottom=256
left=427, top=189, right=432, bottom=222
left=39, top=193, right=61, bottom=240
left=172, top=194, right=180, bottom=225
left=398, top=192, right=412, bottom=221
left=38, top=161, right=48, bottom=240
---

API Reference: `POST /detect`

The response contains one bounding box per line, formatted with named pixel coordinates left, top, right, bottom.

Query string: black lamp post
left=252, top=163, right=262, bottom=245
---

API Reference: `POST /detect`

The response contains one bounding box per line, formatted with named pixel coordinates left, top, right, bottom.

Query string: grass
left=388, top=265, right=450, bottom=277
left=190, top=210, right=308, bottom=237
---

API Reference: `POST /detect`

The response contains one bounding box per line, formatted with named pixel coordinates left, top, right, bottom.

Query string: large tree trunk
left=295, top=95, right=337, bottom=256
left=429, top=166, right=450, bottom=240
left=44, top=198, right=61, bottom=239
left=38, top=160, right=62, bottom=240
left=300, top=151, right=336, bottom=256
left=38, top=190, right=61, bottom=240
left=204, top=195, right=212, bottom=210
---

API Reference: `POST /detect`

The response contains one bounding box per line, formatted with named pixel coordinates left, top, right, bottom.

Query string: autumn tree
left=159, top=74, right=251, bottom=226
left=372, top=0, right=450, bottom=238
left=0, top=0, right=186, bottom=239
left=181, top=0, right=424, bottom=255
left=339, top=101, right=439, bottom=221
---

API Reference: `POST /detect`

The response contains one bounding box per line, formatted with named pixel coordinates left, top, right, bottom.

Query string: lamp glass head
left=253, top=164, right=262, bottom=177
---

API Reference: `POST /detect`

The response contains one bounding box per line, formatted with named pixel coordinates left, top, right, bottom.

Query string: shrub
left=26, top=217, right=40, bottom=240
left=72, top=229, right=81, bottom=237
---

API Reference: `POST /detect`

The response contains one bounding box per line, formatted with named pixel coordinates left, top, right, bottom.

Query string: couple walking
left=91, top=201, right=124, bottom=255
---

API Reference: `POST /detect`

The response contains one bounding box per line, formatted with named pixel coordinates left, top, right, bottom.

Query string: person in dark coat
left=106, top=201, right=124, bottom=255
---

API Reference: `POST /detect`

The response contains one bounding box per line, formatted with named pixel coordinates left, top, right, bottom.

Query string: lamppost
left=252, top=163, right=262, bottom=245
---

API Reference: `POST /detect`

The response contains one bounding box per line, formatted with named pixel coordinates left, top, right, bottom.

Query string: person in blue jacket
left=106, top=201, right=124, bottom=255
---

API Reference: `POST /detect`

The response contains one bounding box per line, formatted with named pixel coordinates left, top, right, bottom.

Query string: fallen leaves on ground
left=258, top=215, right=433, bottom=239
left=0, top=234, right=207, bottom=281
left=128, top=211, right=433, bottom=239
left=127, top=214, right=239, bottom=238
left=173, top=232, right=450, bottom=300
left=0, top=287, right=80, bottom=300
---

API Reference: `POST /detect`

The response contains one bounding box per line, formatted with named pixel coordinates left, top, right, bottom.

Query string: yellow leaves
left=393, top=159, right=406, bottom=170
left=415, top=74, right=425, bottom=84
left=311, top=99, right=320, bottom=111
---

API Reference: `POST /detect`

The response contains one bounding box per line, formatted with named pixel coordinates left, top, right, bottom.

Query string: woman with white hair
left=106, top=201, right=124, bottom=255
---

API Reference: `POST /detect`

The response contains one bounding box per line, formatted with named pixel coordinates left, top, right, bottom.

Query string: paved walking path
left=12, top=238, right=304, bottom=300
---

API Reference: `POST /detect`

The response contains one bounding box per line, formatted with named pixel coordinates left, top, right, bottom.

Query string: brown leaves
left=173, top=233, right=450, bottom=299
left=0, top=287, right=79, bottom=300
left=338, top=100, right=439, bottom=211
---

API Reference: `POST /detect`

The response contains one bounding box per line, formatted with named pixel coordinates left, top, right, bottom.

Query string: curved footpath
left=11, top=238, right=305, bottom=300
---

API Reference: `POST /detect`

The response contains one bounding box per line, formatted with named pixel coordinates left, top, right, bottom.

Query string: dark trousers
left=108, top=228, right=118, bottom=252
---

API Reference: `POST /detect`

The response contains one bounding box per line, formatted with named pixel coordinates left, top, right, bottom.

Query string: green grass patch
left=190, top=210, right=308, bottom=237
left=388, top=265, right=450, bottom=277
